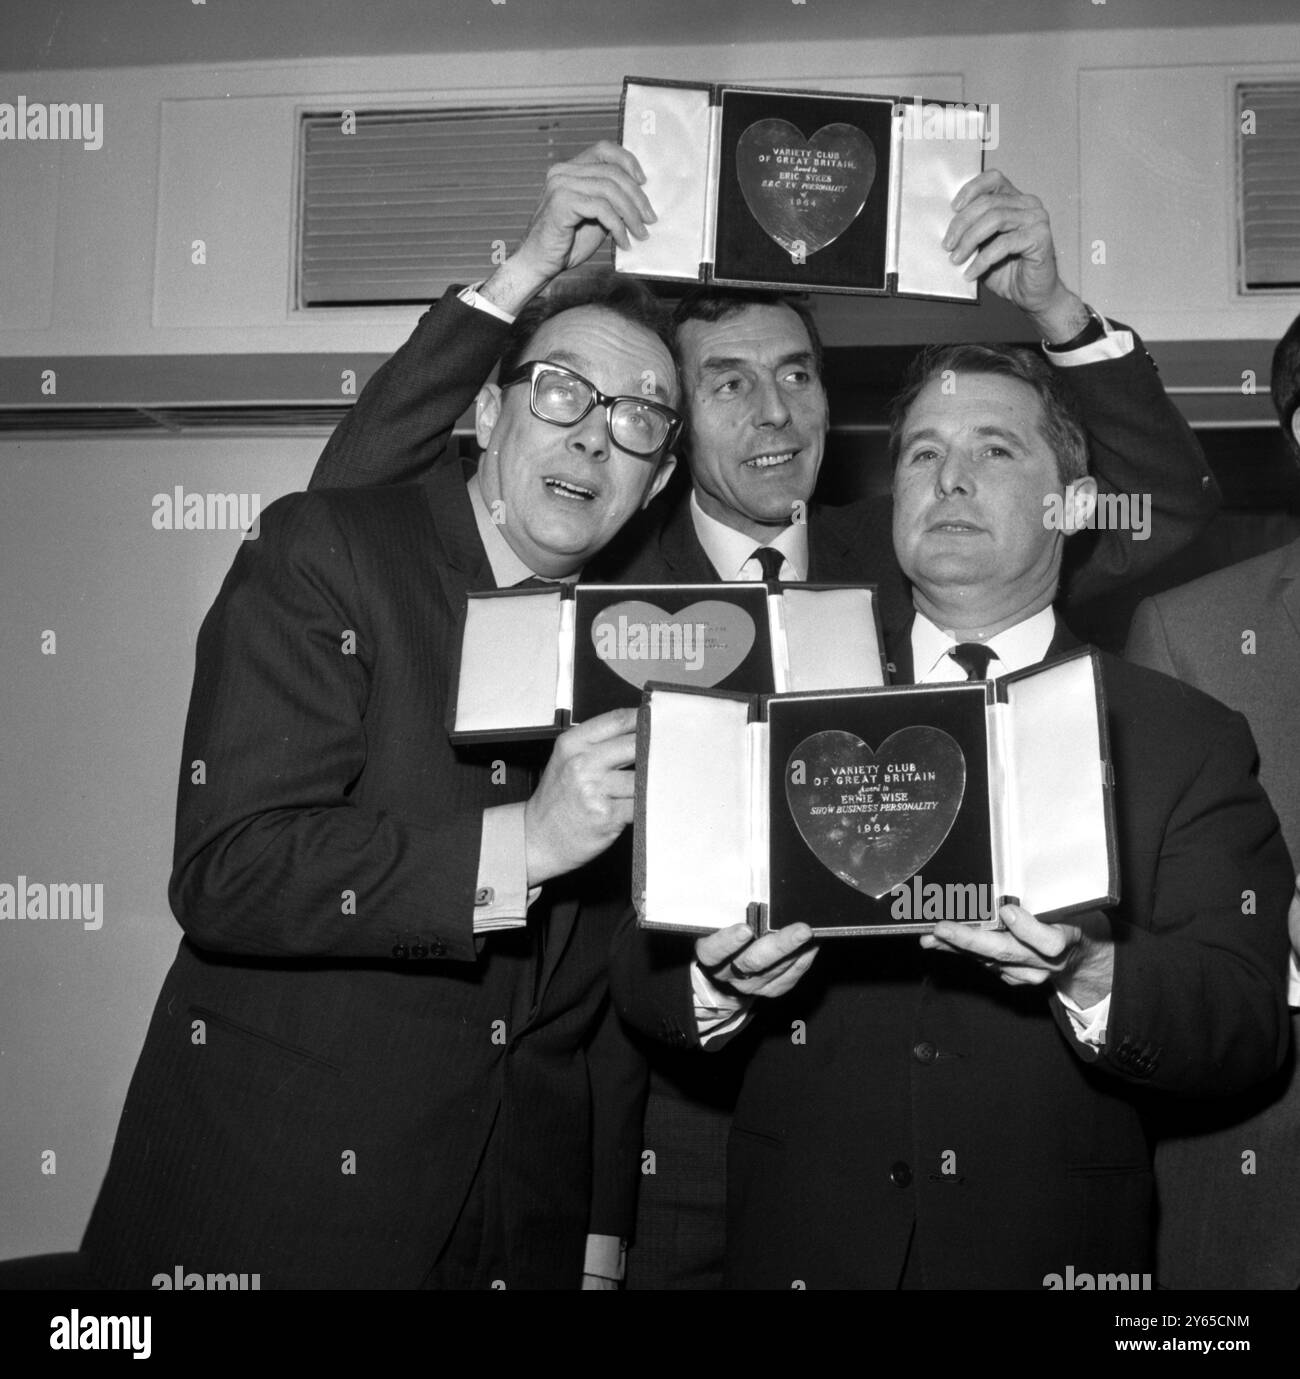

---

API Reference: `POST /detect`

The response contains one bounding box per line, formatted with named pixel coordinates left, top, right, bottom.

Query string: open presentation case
left=615, top=76, right=989, bottom=299
left=634, top=647, right=1117, bottom=936
left=449, top=580, right=886, bottom=744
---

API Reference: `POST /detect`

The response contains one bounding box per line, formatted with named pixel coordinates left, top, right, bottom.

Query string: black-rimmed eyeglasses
left=500, top=360, right=682, bottom=459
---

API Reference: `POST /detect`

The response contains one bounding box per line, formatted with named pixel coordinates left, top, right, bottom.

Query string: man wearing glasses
left=79, top=276, right=680, bottom=1289
left=305, top=141, right=1217, bottom=1289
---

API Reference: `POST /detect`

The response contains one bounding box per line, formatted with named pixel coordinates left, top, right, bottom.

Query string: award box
left=449, top=580, right=886, bottom=744
left=615, top=76, right=989, bottom=300
left=633, top=647, right=1117, bottom=936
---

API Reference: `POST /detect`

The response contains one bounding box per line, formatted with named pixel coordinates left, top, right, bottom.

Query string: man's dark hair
left=1270, top=310, right=1300, bottom=462
left=496, top=271, right=676, bottom=390
left=670, top=288, right=825, bottom=378
left=887, top=342, right=1090, bottom=486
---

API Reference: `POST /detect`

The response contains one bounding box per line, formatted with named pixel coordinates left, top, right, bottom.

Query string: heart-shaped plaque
left=736, top=118, right=877, bottom=258
left=591, top=600, right=757, bottom=690
left=785, top=728, right=966, bottom=899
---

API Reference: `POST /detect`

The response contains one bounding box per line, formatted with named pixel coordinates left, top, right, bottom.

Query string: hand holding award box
left=633, top=648, right=1118, bottom=938
left=615, top=76, right=989, bottom=298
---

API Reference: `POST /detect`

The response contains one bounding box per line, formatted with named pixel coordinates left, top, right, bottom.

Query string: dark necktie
left=750, top=545, right=785, bottom=582
left=948, top=641, right=996, bottom=681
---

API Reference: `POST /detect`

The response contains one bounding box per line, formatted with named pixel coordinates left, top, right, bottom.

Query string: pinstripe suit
left=81, top=468, right=639, bottom=1288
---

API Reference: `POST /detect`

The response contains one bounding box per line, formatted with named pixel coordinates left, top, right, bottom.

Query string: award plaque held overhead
left=616, top=76, right=989, bottom=300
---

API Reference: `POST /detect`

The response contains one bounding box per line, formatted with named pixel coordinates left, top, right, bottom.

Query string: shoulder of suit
left=1098, top=645, right=1251, bottom=735
left=258, top=484, right=437, bottom=552
left=1143, top=539, right=1299, bottom=623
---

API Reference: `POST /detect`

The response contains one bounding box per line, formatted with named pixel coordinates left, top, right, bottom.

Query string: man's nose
left=751, top=375, right=792, bottom=428
left=935, top=449, right=974, bottom=496
left=565, top=408, right=612, bottom=462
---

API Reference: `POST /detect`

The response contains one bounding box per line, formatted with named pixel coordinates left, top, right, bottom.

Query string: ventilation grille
left=298, top=104, right=620, bottom=307
left=1238, top=82, right=1300, bottom=292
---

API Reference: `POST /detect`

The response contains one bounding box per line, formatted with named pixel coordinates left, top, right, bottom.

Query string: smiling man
left=78, top=277, right=679, bottom=1290
left=305, top=139, right=1222, bottom=1289
left=674, top=300, right=827, bottom=541
left=614, top=342, right=1293, bottom=1288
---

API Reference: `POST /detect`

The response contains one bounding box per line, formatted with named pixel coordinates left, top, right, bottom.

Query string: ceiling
left=2, top=0, right=1295, bottom=71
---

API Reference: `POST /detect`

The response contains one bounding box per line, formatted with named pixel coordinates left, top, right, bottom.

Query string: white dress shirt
left=688, top=490, right=810, bottom=583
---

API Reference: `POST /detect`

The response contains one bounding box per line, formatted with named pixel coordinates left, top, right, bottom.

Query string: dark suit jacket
left=81, top=466, right=640, bottom=1289
left=611, top=620, right=1293, bottom=1290
left=1128, top=538, right=1300, bottom=1289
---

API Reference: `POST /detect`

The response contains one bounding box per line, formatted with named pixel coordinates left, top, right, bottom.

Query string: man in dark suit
left=78, top=275, right=681, bottom=1289
left=1126, top=310, right=1300, bottom=1290
left=611, top=341, right=1293, bottom=1289
left=306, top=142, right=1222, bottom=1288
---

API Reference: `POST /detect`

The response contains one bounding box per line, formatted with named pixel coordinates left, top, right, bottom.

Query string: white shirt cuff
left=473, top=802, right=534, bottom=933
left=458, top=280, right=516, bottom=325
left=1288, top=951, right=1300, bottom=1010
left=1056, top=988, right=1111, bottom=1047
left=583, top=1234, right=626, bottom=1281
left=692, top=960, right=754, bottom=1045
left=1043, top=312, right=1134, bottom=367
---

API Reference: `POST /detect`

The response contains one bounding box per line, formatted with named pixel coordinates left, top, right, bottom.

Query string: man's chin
left=737, top=481, right=814, bottom=525
left=906, top=555, right=997, bottom=591
left=522, top=513, right=615, bottom=565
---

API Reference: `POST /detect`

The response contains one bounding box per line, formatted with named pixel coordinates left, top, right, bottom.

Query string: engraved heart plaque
left=591, top=600, right=757, bottom=690
left=736, top=118, right=877, bottom=258
left=785, top=727, right=966, bottom=899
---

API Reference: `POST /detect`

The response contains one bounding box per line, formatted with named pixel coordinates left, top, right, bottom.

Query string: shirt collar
left=688, top=488, right=810, bottom=582
left=466, top=472, right=580, bottom=589
left=911, top=605, right=1057, bottom=683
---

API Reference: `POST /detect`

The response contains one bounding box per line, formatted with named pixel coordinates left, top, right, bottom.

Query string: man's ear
left=1064, top=476, right=1098, bottom=535
left=641, top=451, right=678, bottom=509
left=475, top=383, right=502, bottom=450
left=1290, top=409, right=1300, bottom=455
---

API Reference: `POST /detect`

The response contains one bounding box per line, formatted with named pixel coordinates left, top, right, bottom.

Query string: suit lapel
left=1277, top=537, right=1300, bottom=649
left=1044, top=617, right=1083, bottom=660
left=533, top=895, right=581, bottom=1011
left=807, top=502, right=859, bottom=583
left=891, top=618, right=917, bottom=684
left=422, top=461, right=494, bottom=612
left=420, top=465, right=586, bottom=1010
left=657, top=493, right=724, bottom=582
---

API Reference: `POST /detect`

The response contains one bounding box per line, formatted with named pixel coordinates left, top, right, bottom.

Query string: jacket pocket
left=189, top=1004, right=342, bottom=1076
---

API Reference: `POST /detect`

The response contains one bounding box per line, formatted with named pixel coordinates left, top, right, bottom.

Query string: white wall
left=0, top=434, right=321, bottom=1260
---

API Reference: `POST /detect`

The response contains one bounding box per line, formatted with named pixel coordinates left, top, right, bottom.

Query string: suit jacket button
left=890, top=1161, right=913, bottom=1188
left=391, top=943, right=409, bottom=960
left=411, top=943, right=428, bottom=959
left=429, top=938, right=446, bottom=958
left=913, top=1040, right=937, bottom=1064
